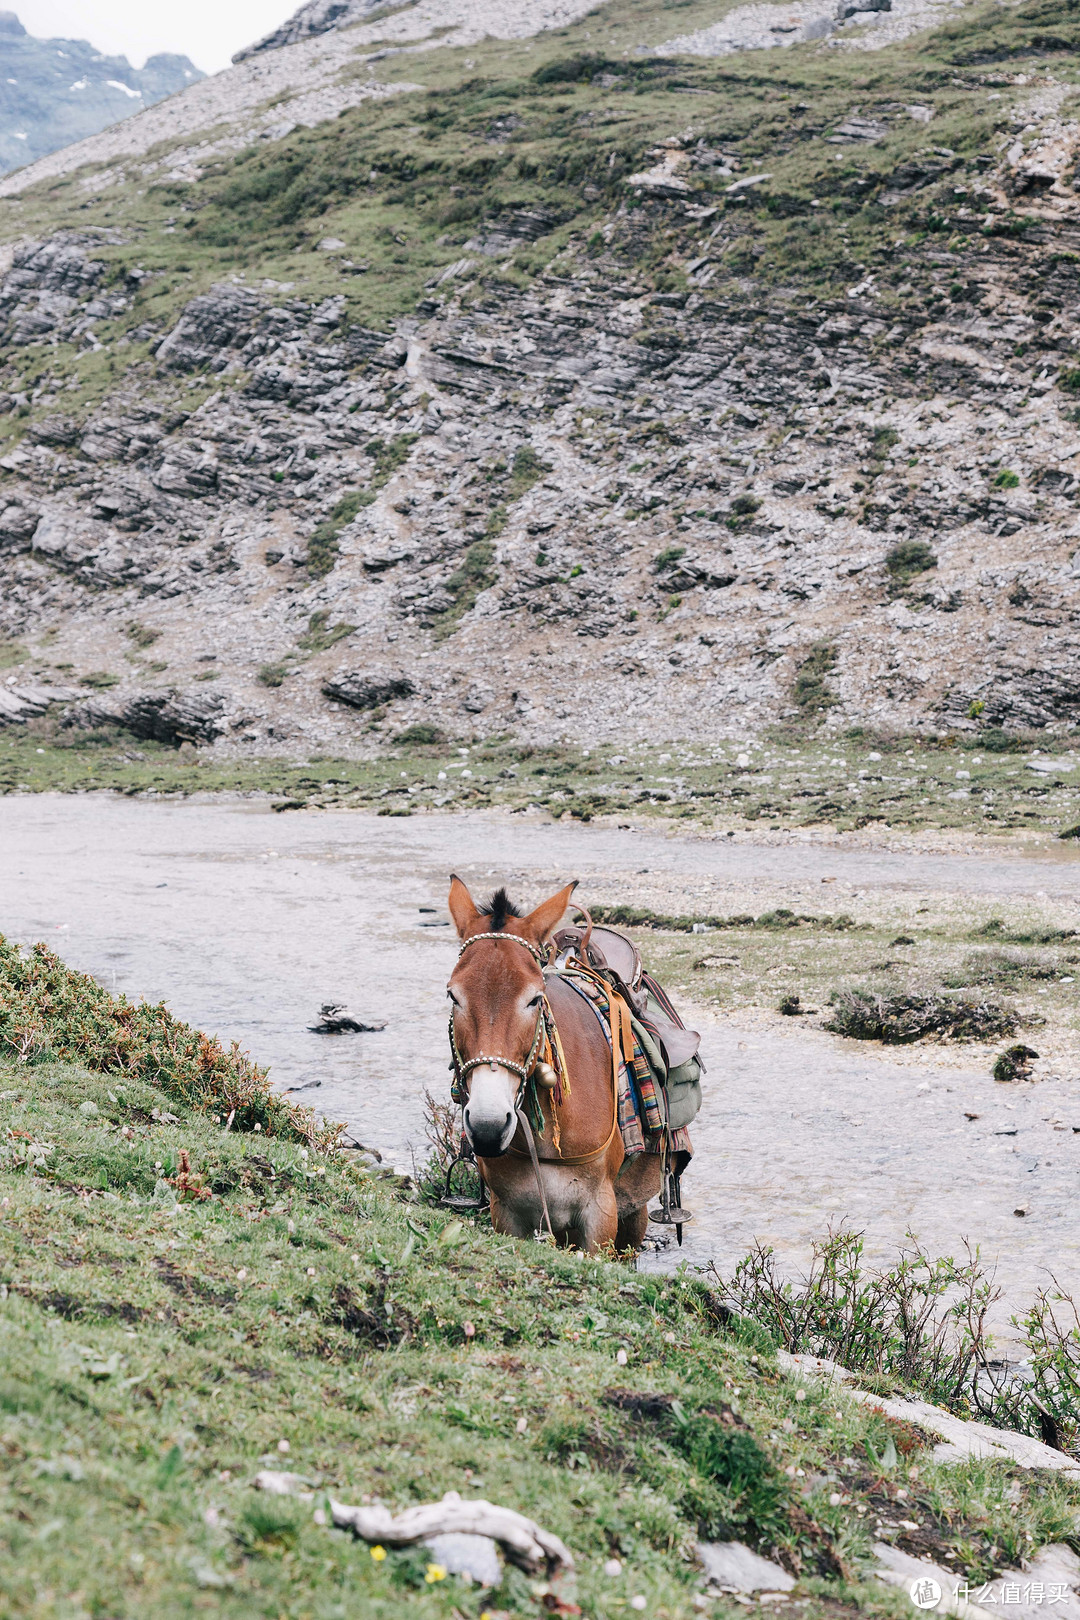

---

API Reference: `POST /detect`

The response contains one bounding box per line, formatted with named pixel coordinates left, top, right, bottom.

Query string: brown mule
left=446, top=875, right=662, bottom=1254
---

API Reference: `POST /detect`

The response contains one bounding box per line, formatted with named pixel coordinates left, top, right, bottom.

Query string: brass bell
left=532, top=1061, right=559, bottom=1090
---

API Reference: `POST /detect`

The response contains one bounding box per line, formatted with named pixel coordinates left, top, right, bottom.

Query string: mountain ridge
left=0, top=9, right=202, bottom=178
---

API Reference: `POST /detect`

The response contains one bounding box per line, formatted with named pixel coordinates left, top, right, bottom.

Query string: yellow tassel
left=546, top=1018, right=571, bottom=1101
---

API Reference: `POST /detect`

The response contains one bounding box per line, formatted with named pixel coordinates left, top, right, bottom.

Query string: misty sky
left=9, top=2, right=299, bottom=73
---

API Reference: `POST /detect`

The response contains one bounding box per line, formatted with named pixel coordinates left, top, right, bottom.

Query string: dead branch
left=329, top=1488, right=574, bottom=1576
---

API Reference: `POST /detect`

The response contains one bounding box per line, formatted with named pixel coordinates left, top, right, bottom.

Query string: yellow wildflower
left=425, top=1563, right=448, bottom=1584
left=369, top=1545, right=387, bottom=1563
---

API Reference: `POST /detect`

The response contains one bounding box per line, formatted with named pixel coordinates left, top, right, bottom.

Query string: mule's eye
left=447, top=988, right=462, bottom=1007
left=526, top=994, right=542, bottom=1009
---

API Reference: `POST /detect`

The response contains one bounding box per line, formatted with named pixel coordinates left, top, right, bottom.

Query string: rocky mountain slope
left=0, top=0, right=1079, bottom=754
left=0, top=10, right=202, bottom=178
left=233, top=0, right=403, bottom=60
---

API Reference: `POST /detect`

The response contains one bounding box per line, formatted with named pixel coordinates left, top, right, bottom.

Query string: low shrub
left=711, top=1229, right=994, bottom=1411
left=974, top=918, right=1078, bottom=945
left=949, top=948, right=1063, bottom=987
left=532, top=52, right=619, bottom=84
left=965, top=728, right=1024, bottom=754
left=992, top=1043, right=1040, bottom=1083
left=591, top=904, right=858, bottom=933
left=793, top=643, right=838, bottom=714
left=886, top=539, right=937, bottom=586
left=824, top=985, right=1018, bottom=1043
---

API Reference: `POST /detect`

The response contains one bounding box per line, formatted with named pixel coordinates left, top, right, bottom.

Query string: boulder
left=233, top=0, right=385, bottom=61
left=322, top=671, right=416, bottom=710
left=155, top=284, right=263, bottom=373
left=0, top=501, right=40, bottom=551
left=65, top=689, right=228, bottom=746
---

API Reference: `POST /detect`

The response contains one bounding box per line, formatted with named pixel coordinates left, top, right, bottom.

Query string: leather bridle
left=448, top=929, right=556, bottom=1236
left=448, top=932, right=549, bottom=1097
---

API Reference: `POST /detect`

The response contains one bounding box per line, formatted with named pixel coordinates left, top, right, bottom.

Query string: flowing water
left=3, top=794, right=1079, bottom=1328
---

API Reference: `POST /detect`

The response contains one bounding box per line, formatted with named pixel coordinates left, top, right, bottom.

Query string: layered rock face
left=232, top=0, right=391, bottom=61
left=0, top=11, right=202, bottom=176
left=1, top=0, right=1079, bottom=752
left=2, top=207, right=1079, bottom=752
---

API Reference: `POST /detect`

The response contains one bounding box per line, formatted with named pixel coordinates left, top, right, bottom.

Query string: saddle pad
left=556, top=971, right=692, bottom=1164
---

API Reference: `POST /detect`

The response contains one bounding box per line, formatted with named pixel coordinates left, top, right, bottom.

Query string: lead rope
left=515, top=1106, right=555, bottom=1241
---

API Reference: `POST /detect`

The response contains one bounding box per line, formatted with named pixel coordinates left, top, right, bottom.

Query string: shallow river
left=2, top=795, right=1078, bottom=1326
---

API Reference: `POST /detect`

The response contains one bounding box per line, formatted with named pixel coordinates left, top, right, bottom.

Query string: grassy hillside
left=2, top=726, right=1079, bottom=839
left=1, top=0, right=1078, bottom=440
left=3, top=942, right=1080, bottom=1616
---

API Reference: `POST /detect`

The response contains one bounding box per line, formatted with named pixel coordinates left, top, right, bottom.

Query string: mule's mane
left=477, top=887, right=522, bottom=932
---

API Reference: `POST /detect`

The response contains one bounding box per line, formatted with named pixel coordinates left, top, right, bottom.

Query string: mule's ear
left=523, top=880, right=578, bottom=943
left=448, top=873, right=482, bottom=940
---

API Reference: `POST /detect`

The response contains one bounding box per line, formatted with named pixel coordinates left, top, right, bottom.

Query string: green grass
left=794, top=646, right=839, bottom=716
left=296, top=611, right=357, bottom=655
left=304, top=438, right=419, bottom=576
left=0, top=642, right=28, bottom=670
left=3, top=956, right=1080, bottom=1615
left=886, top=542, right=939, bottom=593
left=2, top=728, right=1079, bottom=839
left=431, top=540, right=499, bottom=638
left=0, top=934, right=331, bottom=1146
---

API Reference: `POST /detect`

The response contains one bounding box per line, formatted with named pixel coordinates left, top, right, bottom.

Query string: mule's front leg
left=483, top=1160, right=549, bottom=1241
left=569, top=1179, right=619, bottom=1255
left=488, top=1188, right=543, bottom=1241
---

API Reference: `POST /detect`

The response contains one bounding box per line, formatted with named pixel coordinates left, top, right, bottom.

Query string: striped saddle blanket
left=558, top=970, right=693, bottom=1164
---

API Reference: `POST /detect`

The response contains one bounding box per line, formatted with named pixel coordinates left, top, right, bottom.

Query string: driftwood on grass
left=329, top=1489, right=574, bottom=1575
